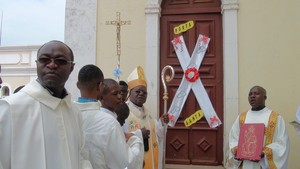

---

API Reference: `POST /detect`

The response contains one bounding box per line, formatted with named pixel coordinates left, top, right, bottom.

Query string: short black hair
left=102, top=78, right=118, bottom=95
left=115, top=103, right=130, bottom=126
left=115, top=102, right=129, bottom=116
left=78, top=64, right=104, bottom=90
left=119, top=80, right=128, bottom=87
left=37, top=40, right=74, bottom=61
left=251, top=85, right=267, bottom=96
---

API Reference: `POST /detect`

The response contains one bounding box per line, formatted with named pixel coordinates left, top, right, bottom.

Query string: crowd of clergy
left=0, top=40, right=291, bottom=169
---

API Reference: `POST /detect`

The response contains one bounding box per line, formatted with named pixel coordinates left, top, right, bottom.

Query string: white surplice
left=227, top=107, right=290, bottom=169
left=123, top=101, right=165, bottom=169
left=0, top=80, right=86, bottom=169
left=75, top=102, right=143, bottom=169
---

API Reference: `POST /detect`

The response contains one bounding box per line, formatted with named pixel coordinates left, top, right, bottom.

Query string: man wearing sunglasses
left=0, top=40, right=90, bottom=169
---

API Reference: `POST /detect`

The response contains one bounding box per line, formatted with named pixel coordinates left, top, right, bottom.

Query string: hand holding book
left=235, top=123, right=265, bottom=161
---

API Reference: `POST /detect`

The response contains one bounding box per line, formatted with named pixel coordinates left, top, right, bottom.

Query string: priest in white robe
left=226, top=86, right=290, bottom=169
left=0, top=41, right=90, bottom=169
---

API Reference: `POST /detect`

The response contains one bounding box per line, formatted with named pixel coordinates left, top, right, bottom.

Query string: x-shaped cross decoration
left=168, top=34, right=222, bottom=128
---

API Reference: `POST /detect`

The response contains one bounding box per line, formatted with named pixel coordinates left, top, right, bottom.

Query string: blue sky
left=0, top=0, right=65, bottom=46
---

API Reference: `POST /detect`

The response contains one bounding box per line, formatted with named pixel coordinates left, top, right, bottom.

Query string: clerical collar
left=251, top=105, right=266, bottom=111
left=36, top=79, right=68, bottom=98
left=129, top=100, right=144, bottom=112
left=128, top=100, right=147, bottom=119
left=77, top=97, right=98, bottom=103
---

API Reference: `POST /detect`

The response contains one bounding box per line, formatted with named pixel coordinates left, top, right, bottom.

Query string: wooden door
left=160, top=0, right=223, bottom=165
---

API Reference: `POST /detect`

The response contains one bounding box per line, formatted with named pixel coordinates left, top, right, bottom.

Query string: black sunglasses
left=36, top=57, right=73, bottom=65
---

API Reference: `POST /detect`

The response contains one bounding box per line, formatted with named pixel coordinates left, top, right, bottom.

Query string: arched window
left=0, top=84, right=12, bottom=98
left=2, top=86, right=10, bottom=96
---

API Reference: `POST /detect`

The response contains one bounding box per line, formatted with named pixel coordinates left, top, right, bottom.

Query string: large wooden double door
left=159, top=0, right=223, bottom=166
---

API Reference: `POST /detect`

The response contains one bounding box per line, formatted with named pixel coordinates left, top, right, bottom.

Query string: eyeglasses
left=36, top=57, right=73, bottom=65
left=132, top=90, right=148, bottom=95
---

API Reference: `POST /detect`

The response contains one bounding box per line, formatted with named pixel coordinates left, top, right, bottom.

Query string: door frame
left=144, top=0, right=239, bottom=164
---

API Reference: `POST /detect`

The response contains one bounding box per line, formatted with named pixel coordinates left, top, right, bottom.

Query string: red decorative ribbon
left=200, top=35, right=208, bottom=44
left=168, top=114, right=175, bottom=122
left=209, top=116, right=218, bottom=127
left=173, top=36, right=183, bottom=51
left=185, top=67, right=199, bottom=82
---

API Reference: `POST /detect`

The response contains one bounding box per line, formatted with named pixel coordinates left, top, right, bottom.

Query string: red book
left=236, top=123, right=265, bottom=161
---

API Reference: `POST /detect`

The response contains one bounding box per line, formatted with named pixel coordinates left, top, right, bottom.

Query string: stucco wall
left=97, top=0, right=147, bottom=81
left=0, top=46, right=38, bottom=97
left=0, top=0, right=297, bottom=167
left=238, top=0, right=300, bottom=168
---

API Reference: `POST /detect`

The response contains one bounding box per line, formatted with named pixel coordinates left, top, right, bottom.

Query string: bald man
left=227, top=86, right=290, bottom=169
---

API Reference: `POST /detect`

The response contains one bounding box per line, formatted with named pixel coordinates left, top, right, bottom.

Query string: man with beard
left=0, top=41, right=90, bottom=169
left=227, top=86, right=290, bottom=169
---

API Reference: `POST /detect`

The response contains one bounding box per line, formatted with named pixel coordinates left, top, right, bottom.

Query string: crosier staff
left=161, top=65, right=175, bottom=169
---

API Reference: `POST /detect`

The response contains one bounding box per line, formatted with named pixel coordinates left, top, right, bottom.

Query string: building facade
left=1, top=0, right=299, bottom=167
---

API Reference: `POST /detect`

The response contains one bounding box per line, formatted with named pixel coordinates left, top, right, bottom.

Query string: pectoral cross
left=106, top=12, right=131, bottom=81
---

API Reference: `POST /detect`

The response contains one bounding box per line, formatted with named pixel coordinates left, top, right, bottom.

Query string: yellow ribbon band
left=184, top=110, right=204, bottom=127
left=174, top=21, right=194, bottom=35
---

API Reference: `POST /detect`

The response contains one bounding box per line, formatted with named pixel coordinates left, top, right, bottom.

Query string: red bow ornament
left=185, top=67, right=199, bottom=82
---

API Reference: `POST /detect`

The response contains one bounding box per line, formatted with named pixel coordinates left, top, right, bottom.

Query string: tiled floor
left=165, top=164, right=225, bottom=169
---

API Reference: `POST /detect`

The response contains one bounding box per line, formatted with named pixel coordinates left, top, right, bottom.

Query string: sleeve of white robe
left=155, top=118, right=166, bottom=169
left=0, top=101, right=11, bottom=169
left=75, top=109, right=93, bottom=169
left=263, top=115, right=290, bottom=169
left=291, top=122, right=300, bottom=136
left=126, top=134, right=144, bottom=169
left=155, top=119, right=165, bottom=143
left=104, top=121, right=129, bottom=169
left=122, top=120, right=129, bottom=132
left=130, top=129, right=143, bottom=142
left=226, top=116, right=242, bottom=169
left=122, top=121, right=146, bottom=169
